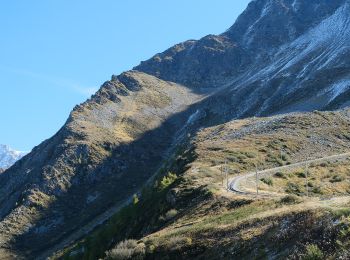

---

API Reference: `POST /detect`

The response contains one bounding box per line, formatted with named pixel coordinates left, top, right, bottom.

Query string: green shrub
left=244, top=151, right=256, bottom=158
left=330, top=175, right=344, bottom=183
left=302, top=244, right=324, bottom=260
left=105, top=240, right=145, bottom=260
left=307, top=182, right=314, bottom=188
left=312, top=186, right=323, bottom=194
left=260, top=177, right=273, bottom=186
left=280, top=195, right=302, bottom=205
left=286, top=182, right=301, bottom=195
left=296, top=172, right=306, bottom=178
left=133, top=194, right=139, bottom=205
left=164, top=209, right=178, bottom=221
left=274, top=172, right=286, bottom=179
left=281, top=154, right=288, bottom=161
left=158, top=172, right=177, bottom=190
left=165, top=236, right=192, bottom=251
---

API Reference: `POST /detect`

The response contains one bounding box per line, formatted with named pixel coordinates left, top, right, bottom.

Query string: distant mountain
left=0, top=144, right=27, bottom=169
left=0, top=0, right=350, bottom=258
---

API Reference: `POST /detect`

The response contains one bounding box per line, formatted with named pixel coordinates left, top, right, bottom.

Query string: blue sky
left=0, top=0, right=251, bottom=151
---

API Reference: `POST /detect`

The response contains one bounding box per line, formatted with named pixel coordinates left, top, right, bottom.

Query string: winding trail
left=229, top=152, right=350, bottom=196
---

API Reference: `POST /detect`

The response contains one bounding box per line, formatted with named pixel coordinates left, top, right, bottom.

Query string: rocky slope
left=63, top=108, right=350, bottom=260
left=0, top=145, right=27, bottom=169
left=136, top=0, right=350, bottom=116
left=1, top=0, right=350, bottom=258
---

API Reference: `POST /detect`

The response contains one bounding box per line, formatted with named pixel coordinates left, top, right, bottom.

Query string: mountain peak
left=0, top=144, right=27, bottom=169
left=224, top=0, right=346, bottom=49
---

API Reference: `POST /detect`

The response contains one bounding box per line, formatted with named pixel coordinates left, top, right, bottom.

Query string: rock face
left=1, top=0, right=350, bottom=258
left=0, top=145, right=27, bottom=169
left=136, top=0, right=350, bottom=116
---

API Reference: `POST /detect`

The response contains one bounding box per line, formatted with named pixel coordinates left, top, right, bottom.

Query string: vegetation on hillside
left=58, top=109, right=350, bottom=260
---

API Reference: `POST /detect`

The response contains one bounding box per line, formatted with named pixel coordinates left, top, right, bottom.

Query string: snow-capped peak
left=0, top=144, right=27, bottom=170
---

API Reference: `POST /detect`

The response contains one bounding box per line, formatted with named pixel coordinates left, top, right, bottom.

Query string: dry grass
left=135, top=110, right=350, bottom=257
left=241, top=158, right=350, bottom=197
left=181, top=110, right=350, bottom=199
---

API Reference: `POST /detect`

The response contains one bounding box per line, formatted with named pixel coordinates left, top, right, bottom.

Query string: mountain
left=68, top=108, right=350, bottom=260
left=136, top=0, right=350, bottom=116
left=0, top=144, right=27, bottom=170
left=1, top=0, right=350, bottom=258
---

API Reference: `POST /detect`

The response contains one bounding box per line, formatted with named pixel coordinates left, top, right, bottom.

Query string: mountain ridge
left=1, top=0, right=350, bottom=258
left=135, top=0, right=350, bottom=118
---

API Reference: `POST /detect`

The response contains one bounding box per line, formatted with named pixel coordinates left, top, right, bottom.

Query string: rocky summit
left=1, top=0, right=350, bottom=259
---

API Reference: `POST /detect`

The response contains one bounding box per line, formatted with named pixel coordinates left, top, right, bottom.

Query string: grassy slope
left=60, top=109, right=350, bottom=260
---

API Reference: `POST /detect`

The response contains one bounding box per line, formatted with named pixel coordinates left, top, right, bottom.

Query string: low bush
left=320, top=162, right=328, bottom=167
left=312, top=186, right=323, bottom=194
left=303, top=244, right=324, bottom=260
left=281, top=154, right=289, bottom=161
left=330, top=175, right=344, bottom=183
left=158, top=172, right=178, bottom=190
left=286, top=182, right=302, bottom=195
left=307, top=182, right=314, bottom=187
left=296, top=172, right=306, bottom=178
left=274, top=172, right=286, bottom=179
left=260, top=177, right=273, bottom=186
left=280, top=195, right=302, bottom=205
left=164, top=209, right=178, bottom=221
left=105, top=240, right=145, bottom=260
left=165, top=236, right=192, bottom=251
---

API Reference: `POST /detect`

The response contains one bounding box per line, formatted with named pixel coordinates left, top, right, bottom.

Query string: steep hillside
left=62, top=108, right=350, bottom=260
left=1, top=0, right=350, bottom=258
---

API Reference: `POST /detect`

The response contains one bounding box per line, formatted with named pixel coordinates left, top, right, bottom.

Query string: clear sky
left=0, top=0, right=251, bottom=151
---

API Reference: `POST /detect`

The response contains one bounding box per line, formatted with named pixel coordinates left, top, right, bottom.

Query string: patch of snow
left=323, top=79, right=350, bottom=103
left=232, top=1, right=350, bottom=94
left=0, top=144, right=28, bottom=169
left=280, top=2, right=350, bottom=71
